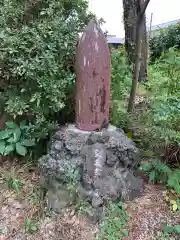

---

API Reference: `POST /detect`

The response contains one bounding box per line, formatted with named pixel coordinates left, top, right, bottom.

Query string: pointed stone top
left=78, top=20, right=105, bottom=46
left=86, top=19, right=101, bottom=33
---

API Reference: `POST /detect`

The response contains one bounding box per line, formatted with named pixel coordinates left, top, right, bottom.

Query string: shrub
left=139, top=48, right=180, bottom=163
left=140, top=162, right=180, bottom=194
left=0, top=121, right=38, bottom=157
left=0, top=0, right=94, bottom=126
left=110, top=47, right=132, bottom=100
left=110, top=48, right=132, bottom=128
left=149, top=23, right=180, bottom=61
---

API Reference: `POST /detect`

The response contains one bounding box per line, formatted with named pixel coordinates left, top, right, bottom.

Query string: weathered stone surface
left=47, top=184, right=74, bottom=212
left=39, top=124, right=143, bottom=218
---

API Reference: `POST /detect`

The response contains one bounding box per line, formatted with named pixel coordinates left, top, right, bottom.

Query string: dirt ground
left=0, top=160, right=179, bottom=240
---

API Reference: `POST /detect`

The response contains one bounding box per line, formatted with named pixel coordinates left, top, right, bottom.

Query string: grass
left=0, top=160, right=97, bottom=239
left=0, top=161, right=45, bottom=228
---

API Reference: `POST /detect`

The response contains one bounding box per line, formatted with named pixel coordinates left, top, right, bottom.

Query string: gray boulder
left=39, top=124, right=143, bottom=218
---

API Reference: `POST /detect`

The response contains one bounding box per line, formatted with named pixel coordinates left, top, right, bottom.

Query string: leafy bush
left=140, top=48, right=180, bottom=159
left=0, top=0, right=93, bottom=126
left=154, top=224, right=180, bottom=239
left=110, top=47, right=132, bottom=101
left=140, top=162, right=180, bottom=194
left=25, top=218, right=37, bottom=234
left=110, top=48, right=132, bottom=128
left=162, top=224, right=180, bottom=234
left=149, top=23, right=180, bottom=61
left=0, top=121, right=36, bottom=156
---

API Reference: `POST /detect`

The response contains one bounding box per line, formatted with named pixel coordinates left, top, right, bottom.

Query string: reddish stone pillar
left=75, top=20, right=110, bottom=131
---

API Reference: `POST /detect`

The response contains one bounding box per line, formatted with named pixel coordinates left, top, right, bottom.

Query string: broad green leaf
left=0, top=130, right=10, bottom=140
left=107, top=227, right=115, bottom=234
left=156, top=164, right=171, bottom=173
left=6, top=128, right=21, bottom=143
left=25, top=218, right=31, bottom=226
left=4, top=144, right=15, bottom=155
left=115, top=220, right=123, bottom=228
left=163, top=224, right=174, bottom=233
left=21, top=139, right=35, bottom=147
left=7, top=137, right=16, bottom=143
left=175, top=185, right=180, bottom=194
left=122, top=229, right=129, bottom=236
left=5, top=121, right=17, bottom=129
left=174, top=225, right=180, bottom=233
left=0, top=140, right=5, bottom=155
left=15, top=143, right=27, bottom=156
left=167, top=178, right=176, bottom=188
left=13, top=128, right=21, bottom=142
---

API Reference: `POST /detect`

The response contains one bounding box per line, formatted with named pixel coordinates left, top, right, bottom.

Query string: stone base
left=39, top=124, right=143, bottom=218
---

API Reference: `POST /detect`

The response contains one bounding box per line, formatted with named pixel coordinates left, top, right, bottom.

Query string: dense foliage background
left=110, top=47, right=180, bottom=164
left=0, top=0, right=94, bottom=130
left=149, top=23, right=180, bottom=61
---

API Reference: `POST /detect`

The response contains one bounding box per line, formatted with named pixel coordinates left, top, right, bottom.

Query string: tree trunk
left=123, top=0, right=137, bottom=64
left=123, top=0, right=148, bottom=82
left=139, top=14, right=148, bottom=81
left=128, top=19, right=143, bottom=112
left=126, top=0, right=150, bottom=112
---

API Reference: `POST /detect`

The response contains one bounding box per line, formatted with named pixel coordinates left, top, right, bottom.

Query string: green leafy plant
left=163, top=223, right=180, bottom=234
left=0, top=121, right=35, bottom=156
left=137, top=49, right=180, bottom=164
left=144, top=52, right=180, bottom=144
left=0, top=0, right=97, bottom=129
left=163, top=190, right=180, bottom=212
left=97, top=201, right=129, bottom=240
left=65, top=165, right=81, bottom=194
left=75, top=199, right=93, bottom=217
left=140, top=162, right=180, bottom=194
left=7, top=178, right=23, bottom=194
left=25, top=218, right=37, bottom=234
left=110, top=48, right=132, bottom=129
left=0, top=166, right=25, bottom=194
left=110, top=48, right=132, bottom=101
left=149, top=23, right=180, bottom=62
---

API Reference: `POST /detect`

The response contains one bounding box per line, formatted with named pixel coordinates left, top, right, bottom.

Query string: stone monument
left=39, top=20, right=143, bottom=220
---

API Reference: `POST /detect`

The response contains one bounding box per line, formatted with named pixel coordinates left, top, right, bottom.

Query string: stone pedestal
left=39, top=124, right=143, bottom=218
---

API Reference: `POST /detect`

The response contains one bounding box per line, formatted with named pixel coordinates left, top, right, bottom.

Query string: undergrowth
left=154, top=223, right=180, bottom=239
left=140, top=161, right=180, bottom=213
left=110, top=48, right=180, bottom=166
left=140, top=48, right=180, bottom=162
left=97, top=201, right=129, bottom=240
left=110, top=48, right=132, bottom=129
left=0, top=121, right=36, bottom=157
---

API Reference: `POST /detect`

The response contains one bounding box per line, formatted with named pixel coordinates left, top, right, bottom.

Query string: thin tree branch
left=139, top=0, right=150, bottom=21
